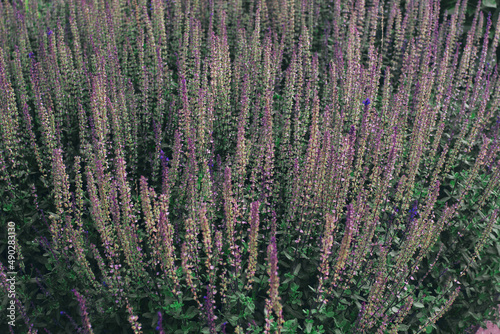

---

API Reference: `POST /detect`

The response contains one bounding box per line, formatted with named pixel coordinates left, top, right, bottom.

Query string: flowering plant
left=0, top=0, right=499, bottom=333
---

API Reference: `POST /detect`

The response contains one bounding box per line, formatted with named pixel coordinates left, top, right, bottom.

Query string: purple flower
left=47, top=28, right=53, bottom=36
left=222, top=322, right=227, bottom=334
left=362, top=98, right=370, bottom=106
left=409, top=202, right=418, bottom=221
left=160, top=150, right=170, bottom=165
left=156, top=311, right=164, bottom=332
left=28, top=52, right=34, bottom=58
left=349, top=125, right=355, bottom=135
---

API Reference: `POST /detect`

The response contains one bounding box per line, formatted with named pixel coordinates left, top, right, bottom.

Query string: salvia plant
left=0, top=0, right=499, bottom=333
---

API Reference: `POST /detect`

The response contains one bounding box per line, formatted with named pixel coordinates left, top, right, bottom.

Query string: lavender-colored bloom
left=203, top=285, right=216, bottom=333
left=409, top=202, right=418, bottom=221
left=28, top=52, right=34, bottom=58
left=156, top=311, right=165, bottom=333
left=362, top=98, right=370, bottom=106
left=47, top=28, right=53, bottom=36
left=160, top=150, right=169, bottom=166
left=221, top=322, right=227, bottom=334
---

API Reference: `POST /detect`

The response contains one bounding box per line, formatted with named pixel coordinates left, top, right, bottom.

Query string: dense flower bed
left=0, top=0, right=499, bottom=333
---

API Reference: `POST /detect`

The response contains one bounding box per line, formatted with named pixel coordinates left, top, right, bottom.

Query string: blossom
left=409, top=202, right=418, bottom=221
left=362, top=98, right=370, bottom=106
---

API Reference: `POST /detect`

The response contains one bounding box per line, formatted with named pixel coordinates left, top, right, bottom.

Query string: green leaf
left=414, top=302, right=425, bottom=308
left=352, top=294, right=367, bottom=301
left=283, top=319, right=298, bottom=332
left=483, top=0, right=497, bottom=8
left=284, top=251, right=294, bottom=261
left=423, top=295, right=436, bottom=303
left=182, top=306, right=198, bottom=319
left=245, top=300, right=255, bottom=314
left=143, top=312, right=154, bottom=318
left=228, top=315, right=239, bottom=326
left=398, top=324, right=410, bottom=331
left=305, top=320, right=313, bottom=333
left=293, top=264, right=301, bottom=276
